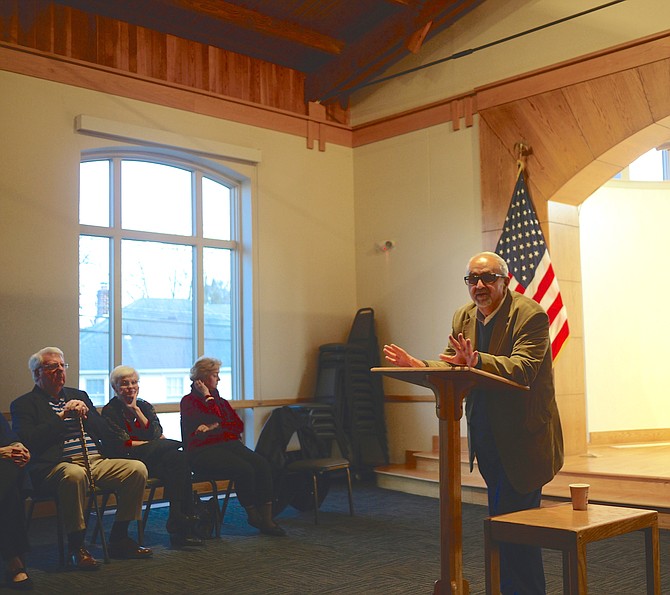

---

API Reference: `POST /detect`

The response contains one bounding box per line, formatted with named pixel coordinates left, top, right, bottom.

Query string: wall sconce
left=377, top=240, right=396, bottom=252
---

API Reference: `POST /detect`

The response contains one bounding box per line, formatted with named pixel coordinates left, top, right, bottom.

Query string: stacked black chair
left=304, top=308, right=389, bottom=478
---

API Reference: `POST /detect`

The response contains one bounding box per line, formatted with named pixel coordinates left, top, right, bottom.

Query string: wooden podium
left=372, top=366, right=528, bottom=595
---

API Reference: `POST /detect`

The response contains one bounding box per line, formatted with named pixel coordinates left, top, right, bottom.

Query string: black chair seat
left=286, top=458, right=350, bottom=472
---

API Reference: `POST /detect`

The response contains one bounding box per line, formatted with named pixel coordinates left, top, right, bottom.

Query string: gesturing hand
left=438, top=333, right=479, bottom=367
left=383, top=344, right=426, bottom=368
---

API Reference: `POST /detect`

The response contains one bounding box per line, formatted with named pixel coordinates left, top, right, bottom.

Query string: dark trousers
left=133, top=440, right=192, bottom=513
left=472, top=417, right=545, bottom=595
left=0, top=459, right=29, bottom=560
left=188, top=440, right=274, bottom=508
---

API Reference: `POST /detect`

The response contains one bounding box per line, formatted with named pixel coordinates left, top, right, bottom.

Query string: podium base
left=433, top=578, right=469, bottom=595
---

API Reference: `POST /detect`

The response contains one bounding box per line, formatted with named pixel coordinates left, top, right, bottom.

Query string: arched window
left=78, top=150, right=245, bottom=406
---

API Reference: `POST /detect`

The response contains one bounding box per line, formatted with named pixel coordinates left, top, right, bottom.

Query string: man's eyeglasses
left=464, top=273, right=506, bottom=286
left=119, top=380, right=139, bottom=388
left=41, top=362, right=69, bottom=372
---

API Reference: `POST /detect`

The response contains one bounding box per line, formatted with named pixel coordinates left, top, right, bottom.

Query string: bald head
left=466, top=252, right=508, bottom=277
left=465, top=252, right=510, bottom=316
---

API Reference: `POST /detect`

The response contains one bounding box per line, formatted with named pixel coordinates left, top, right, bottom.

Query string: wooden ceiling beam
left=384, top=0, right=424, bottom=6
left=305, top=0, right=484, bottom=103
left=158, top=0, right=344, bottom=55
left=52, top=0, right=344, bottom=56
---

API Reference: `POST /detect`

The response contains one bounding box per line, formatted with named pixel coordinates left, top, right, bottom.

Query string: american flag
left=495, top=169, right=569, bottom=360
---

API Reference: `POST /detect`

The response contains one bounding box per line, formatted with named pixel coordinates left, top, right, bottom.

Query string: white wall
left=353, top=122, right=482, bottom=461
left=0, top=70, right=357, bottom=415
left=580, top=181, right=670, bottom=432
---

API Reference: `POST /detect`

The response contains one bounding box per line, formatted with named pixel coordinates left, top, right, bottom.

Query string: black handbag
left=192, top=491, right=218, bottom=539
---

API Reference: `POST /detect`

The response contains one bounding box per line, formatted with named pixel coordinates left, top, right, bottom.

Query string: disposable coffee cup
left=569, top=483, right=589, bottom=510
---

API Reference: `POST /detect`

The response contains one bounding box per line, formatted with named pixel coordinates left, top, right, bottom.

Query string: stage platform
left=375, top=440, right=670, bottom=528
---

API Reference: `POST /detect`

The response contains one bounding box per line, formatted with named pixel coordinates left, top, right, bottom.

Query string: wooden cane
left=78, top=416, right=110, bottom=563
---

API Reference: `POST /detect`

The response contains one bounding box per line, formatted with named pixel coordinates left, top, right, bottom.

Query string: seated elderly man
left=11, top=347, right=152, bottom=569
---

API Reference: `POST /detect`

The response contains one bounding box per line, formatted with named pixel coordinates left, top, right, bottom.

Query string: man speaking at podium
left=384, top=251, right=563, bottom=595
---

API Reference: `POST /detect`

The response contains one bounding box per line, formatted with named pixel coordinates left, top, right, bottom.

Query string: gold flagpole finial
left=514, top=142, right=532, bottom=173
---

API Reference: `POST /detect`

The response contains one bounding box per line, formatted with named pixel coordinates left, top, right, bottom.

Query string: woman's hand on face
left=194, top=380, right=211, bottom=398
left=121, top=396, right=138, bottom=410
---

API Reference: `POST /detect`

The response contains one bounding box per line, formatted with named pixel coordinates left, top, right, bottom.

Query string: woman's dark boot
left=259, top=502, right=286, bottom=537
left=245, top=505, right=262, bottom=529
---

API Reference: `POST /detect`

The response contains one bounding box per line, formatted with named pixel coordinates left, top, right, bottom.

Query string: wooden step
left=375, top=440, right=670, bottom=529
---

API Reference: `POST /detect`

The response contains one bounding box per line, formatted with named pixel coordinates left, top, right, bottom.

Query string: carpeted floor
left=9, top=481, right=670, bottom=594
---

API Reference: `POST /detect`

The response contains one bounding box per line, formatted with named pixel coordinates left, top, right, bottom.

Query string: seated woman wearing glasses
left=102, top=366, right=202, bottom=547
left=180, top=356, right=285, bottom=537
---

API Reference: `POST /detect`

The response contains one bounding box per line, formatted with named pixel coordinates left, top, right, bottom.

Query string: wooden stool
left=484, top=503, right=660, bottom=594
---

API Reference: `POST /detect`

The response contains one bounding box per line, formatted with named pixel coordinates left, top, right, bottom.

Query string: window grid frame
left=79, top=150, right=242, bottom=404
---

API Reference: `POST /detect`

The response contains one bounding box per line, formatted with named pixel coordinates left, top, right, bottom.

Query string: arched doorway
left=477, top=35, right=670, bottom=456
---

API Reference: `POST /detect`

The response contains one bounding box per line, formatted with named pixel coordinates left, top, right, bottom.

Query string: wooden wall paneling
left=207, top=45, right=220, bottom=95
left=637, top=58, right=670, bottom=122
left=165, top=34, right=178, bottom=86
left=0, top=1, right=16, bottom=43
left=562, top=70, right=654, bottom=159
left=127, top=22, right=138, bottom=74
left=167, top=35, right=204, bottom=90
left=33, top=0, right=52, bottom=53
left=481, top=94, right=594, bottom=207
left=249, top=59, right=262, bottom=106
left=224, top=52, right=246, bottom=103
left=521, top=94, right=595, bottom=205
left=69, top=8, right=96, bottom=63
left=97, top=15, right=125, bottom=71
left=52, top=2, right=69, bottom=57
left=170, top=37, right=209, bottom=92
left=195, top=41, right=209, bottom=92
left=0, top=0, right=321, bottom=119
left=137, top=27, right=167, bottom=81
left=479, top=117, right=515, bottom=240
left=16, top=0, right=38, bottom=48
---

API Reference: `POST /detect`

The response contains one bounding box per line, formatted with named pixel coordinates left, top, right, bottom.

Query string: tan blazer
left=431, top=290, right=564, bottom=494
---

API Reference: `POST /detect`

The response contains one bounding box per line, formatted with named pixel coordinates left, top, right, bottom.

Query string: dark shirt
left=11, top=385, right=114, bottom=487
left=102, top=397, right=163, bottom=456
left=0, top=414, right=19, bottom=447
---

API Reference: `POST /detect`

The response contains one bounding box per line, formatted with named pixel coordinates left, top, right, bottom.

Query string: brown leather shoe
left=108, top=537, right=153, bottom=560
left=69, top=547, right=100, bottom=571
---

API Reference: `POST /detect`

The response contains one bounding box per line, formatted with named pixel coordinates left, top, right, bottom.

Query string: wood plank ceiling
left=50, top=0, right=487, bottom=106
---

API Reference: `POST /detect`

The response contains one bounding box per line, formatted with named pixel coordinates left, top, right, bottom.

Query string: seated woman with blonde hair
left=102, top=365, right=202, bottom=547
left=180, top=356, right=285, bottom=536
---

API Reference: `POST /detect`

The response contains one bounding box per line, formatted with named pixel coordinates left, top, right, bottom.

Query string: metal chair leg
left=90, top=490, right=110, bottom=545
left=87, top=491, right=110, bottom=563
left=345, top=467, right=354, bottom=516
left=219, top=480, right=234, bottom=525
left=142, top=485, right=158, bottom=532
left=312, top=473, right=320, bottom=525
left=56, top=498, right=65, bottom=566
left=207, top=480, right=221, bottom=538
